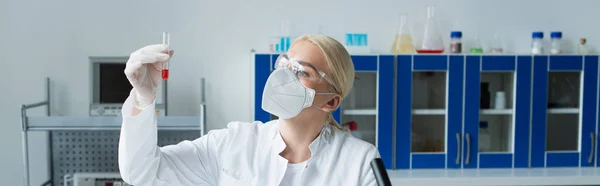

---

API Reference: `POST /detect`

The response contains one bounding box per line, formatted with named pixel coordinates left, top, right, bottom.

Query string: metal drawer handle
left=589, top=132, right=595, bottom=164
left=466, top=133, right=471, bottom=165
left=456, top=133, right=461, bottom=165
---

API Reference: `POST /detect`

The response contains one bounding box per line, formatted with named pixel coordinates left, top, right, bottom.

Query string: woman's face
left=286, top=40, right=341, bottom=113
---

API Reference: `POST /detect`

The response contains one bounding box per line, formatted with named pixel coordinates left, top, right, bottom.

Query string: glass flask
left=391, top=14, right=415, bottom=54
left=489, top=34, right=504, bottom=53
left=417, top=5, right=444, bottom=54
left=469, top=34, right=484, bottom=54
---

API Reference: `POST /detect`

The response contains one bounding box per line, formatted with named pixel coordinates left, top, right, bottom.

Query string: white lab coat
left=118, top=95, right=380, bottom=186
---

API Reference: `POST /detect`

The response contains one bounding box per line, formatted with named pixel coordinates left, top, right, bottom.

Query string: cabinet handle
left=466, top=133, right=471, bottom=165
left=456, top=133, right=461, bottom=165
left=589, top=132, right=595, bottom=164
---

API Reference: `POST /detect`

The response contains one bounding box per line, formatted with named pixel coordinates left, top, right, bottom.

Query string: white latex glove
left=124, top=44, right=173, bottom=109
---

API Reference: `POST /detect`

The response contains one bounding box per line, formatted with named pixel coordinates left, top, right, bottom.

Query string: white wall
left=2, top=0, right=600, bottom=185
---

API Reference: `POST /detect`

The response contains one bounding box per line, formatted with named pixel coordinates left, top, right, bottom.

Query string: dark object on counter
left=480, top=82, right=491, bottom=109
left=370, top=158, right=392, bottom=186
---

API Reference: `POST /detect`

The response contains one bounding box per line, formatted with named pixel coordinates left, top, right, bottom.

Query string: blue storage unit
left=531, top=55, right=599, bottom=168
left=463, top=55, right=531, bottom=168
left=255, top=53, right=600, bottom=170
left=396, top=55, right=464, bottom=169
left=253, top=53, right=395, bottom=169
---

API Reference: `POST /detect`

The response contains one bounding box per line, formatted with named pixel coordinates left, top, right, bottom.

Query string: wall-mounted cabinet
left=254, top=53, right=600, bottom=170
left=531, top=55, right=599, bottom=168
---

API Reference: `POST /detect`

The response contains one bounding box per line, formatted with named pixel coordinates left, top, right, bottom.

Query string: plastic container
left=449, top=31, right=462, bottom=53
left=550, top=32, right=562, bottom=54
left=531, top=32, right=544, bottom=54
left=479, top=121, right=491, bottom=152
left=417, top=5, right=444, bottom=54
left=391, top=14, right=415, bottom=54
left=495, top=91, right=506, bottom=109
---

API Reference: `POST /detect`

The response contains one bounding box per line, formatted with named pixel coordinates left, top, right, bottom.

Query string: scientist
left=118, top=35, right=380, bottom=186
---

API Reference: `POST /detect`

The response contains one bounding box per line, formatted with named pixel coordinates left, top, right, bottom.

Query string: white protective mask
left=261, top=68, right=335, bottom=119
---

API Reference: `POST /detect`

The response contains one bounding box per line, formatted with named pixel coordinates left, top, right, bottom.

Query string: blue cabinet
left=253, top=54, right=395, bottom=168
left=531, top=55, right=599, bottom=168
left=463, top=56, right=531, bottom=168
left=396, top=55, right=464, bottom=169
left=254, top=53, right=600, bottom=170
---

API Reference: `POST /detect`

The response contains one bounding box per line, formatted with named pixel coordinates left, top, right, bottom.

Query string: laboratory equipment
left=550, top=32, right=562, bottom=54
left=489, top=34, right=504, bottom=53
left=345, top=33, right=371, bottom=53
left=370, top=158, right=392, bottom=186
left=268, top=20, right=293, bottom=53
left=495, top=91, right=506, bottom=109
left=531, top=32, right=544, bottom=54
left=63, top=172, right=127, bottom=186
left=449, top=31, right=462, bottom=53
left=479, top=121, right=491, bottom=152
left=480, top=82, right=490, bottom=109
left=391, top=14, right=415, bottom=54
left=162, top=32, right=170, bottom=80
left=417, top=5, right=444, bottom=54
left=469, top=34, right=484, bottom=54
left=89, top=57, right=167, bottom=116
left=579, top=38, right=588, bottom=54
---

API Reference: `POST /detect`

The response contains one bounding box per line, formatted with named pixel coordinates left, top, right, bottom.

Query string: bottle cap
left=532, top=32, right=544, bottom=39
left=450, top=31, right=462, bottom=38
left=550, top=32, right=562, bottom=39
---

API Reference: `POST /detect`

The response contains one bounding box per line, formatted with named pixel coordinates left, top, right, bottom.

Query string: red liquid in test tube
left=162, top=32, right=170, bottom=80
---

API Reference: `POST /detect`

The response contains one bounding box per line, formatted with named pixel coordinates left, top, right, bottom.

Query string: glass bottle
left=391, top=14, right=415, bottom=54
left=449, top=31, right=462, bottom=53
left=480, top=82, right=490, bottom=109
left=531, top=32, right=544, bottom=54
left=417, top=5, right=444, bottom=54
left=550, top=32, right=562, bottom=54
left=578, top=38, right=588, bottom=54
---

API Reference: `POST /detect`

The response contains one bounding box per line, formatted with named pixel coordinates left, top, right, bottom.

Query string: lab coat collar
left=271, top=120, right=333, bottom=156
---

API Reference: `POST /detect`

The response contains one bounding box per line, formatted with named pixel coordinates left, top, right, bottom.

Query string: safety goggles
left=274, top=54, right=339, bottom=93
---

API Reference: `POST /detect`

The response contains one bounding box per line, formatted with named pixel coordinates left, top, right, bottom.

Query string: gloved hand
left=124, top=44, right=173, bottom=109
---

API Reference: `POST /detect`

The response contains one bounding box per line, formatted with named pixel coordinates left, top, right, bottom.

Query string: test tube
left=162, top=32, right=170, bottom=80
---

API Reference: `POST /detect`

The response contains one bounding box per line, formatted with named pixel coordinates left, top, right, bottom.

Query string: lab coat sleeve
left=360, top=147, right=381, bottom=186
left=118, top=91, right=225, bottom=186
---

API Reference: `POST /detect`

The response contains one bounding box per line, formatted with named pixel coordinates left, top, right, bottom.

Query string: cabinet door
left=463, top=56, right=531, bottom=168
left=339, top=55, right=394, bottom=169
left=254, top=54, right=275, bottom=122
left=531, top=55, right=598, bottom=167
left=397, top=55, right=464, bottom=169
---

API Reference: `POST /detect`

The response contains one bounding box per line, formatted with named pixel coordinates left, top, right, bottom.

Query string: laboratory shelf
left=388, top=167, right=600, bottom=186
left=26, top=116, right=202, bottom=131
left=343, top=108, right=377, bottom=115
left=412, top=109, right=446, bottom=115
left=547, top=108, right=580, bottom=114
left=18, top=77, right=207, bottom=186
left=480, top=109, right=513, bottom=115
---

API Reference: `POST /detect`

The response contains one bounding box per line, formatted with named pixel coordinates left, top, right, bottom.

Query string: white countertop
left=388, top=168, right=600, bottom=185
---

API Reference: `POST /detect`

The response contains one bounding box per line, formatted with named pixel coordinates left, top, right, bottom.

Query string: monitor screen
left=99, top=63, right=132, bottom=103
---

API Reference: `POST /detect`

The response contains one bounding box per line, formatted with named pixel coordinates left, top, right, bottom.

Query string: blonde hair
left=292, top=35, right=355, bottom=129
